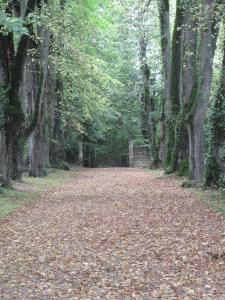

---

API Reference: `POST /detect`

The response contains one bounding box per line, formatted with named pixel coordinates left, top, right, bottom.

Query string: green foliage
left=0, top=188, right=38, bottom=219
left=177, top=159, right=189, bottom=177
left=205, top=154, right=220, bottom=186
left=0, top=11, right=28, bottom=36
left=197, top=188, right=225, bottom=215
left=48, top=0, right=146, bottom=165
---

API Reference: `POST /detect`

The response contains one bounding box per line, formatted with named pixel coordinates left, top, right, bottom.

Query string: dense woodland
left=0, top=0, right=225, bottom=187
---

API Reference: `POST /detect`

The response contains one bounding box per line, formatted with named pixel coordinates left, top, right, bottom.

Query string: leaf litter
left=0, top=168, right=225, bottom=299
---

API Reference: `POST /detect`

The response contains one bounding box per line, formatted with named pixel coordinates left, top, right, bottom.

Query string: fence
left=129, top=140, right=150, bottom=168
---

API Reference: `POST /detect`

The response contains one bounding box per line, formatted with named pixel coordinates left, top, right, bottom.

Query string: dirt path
left=0, top=168, right=225, bottom=299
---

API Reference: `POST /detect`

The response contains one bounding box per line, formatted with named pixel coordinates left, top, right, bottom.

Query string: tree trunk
left=0, top=0, right=40, bottom=186
left=205, top=24, right=225, bottom=186
left=49, top=74, right=65, bottom=167
left=139, top=36, right=158, bottom=166
left=164, top=0, right=186, bottom=173
left=11, top=139, right=25, bottom=181
left=29, top=28, right=51, bottom=177
left=29, top=118, right=49, bottom=177
left=179, top=4, right=198, bottom=177
left=157, top=0, right=171, bottom=163
left=0, top=131, right=13, bottom=186
left=0, top=25, right=13, bottom=185
left=188, top=0, right=221, bottom=183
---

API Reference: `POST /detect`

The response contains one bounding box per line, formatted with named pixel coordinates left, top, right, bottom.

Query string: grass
left=195, top=188, right=225, bottom=214
left=160, top=170, right=225, bottom=215
left=25, top=168, right=73, bottom=187
left=0, top=188, right=39, bottom=219
left=149, top=169, right=225, bottom=215
left=0, top=169, right=74, bottom=219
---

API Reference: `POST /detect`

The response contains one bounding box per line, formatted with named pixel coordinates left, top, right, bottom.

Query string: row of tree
left=140, top=0, right=225, bottom=186
left=0, top=0, right=143, bottom=186
left=161, top=0, right=224, bottom=186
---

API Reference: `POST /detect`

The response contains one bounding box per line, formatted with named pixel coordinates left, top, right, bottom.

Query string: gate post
left=129, top=140, right=134, bottom=167
left=78, top=140, right=83, bottom=167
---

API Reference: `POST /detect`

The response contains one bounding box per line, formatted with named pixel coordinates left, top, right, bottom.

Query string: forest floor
left=0, top=169, right=73, bottom=219
left=0, top=168, right=225, bottom=299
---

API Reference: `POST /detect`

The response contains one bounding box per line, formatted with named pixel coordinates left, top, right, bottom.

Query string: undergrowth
left=196, top=188, right=225, bottom=215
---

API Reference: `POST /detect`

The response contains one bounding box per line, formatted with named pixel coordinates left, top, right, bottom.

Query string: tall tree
left=157, top=0, right=171, bottom=163
left=187, top=0, right=222, bottom=183
left=28, top=26, right=51, bottom=177
left=0, top=0, right=50, bottom=185
left=205, top=20, right=225, bottom=186
left=164, top=0, right=187, bottom=173
left=138, top=0, right=159, bottom=166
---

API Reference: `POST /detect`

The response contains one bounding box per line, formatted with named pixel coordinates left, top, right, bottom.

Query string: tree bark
left=1, top=130, right=15, bottom=186
left=29, top=117, right=49, bottom=177
left=205, top=22, right=225, bottom=186
left=188, top=0, right=222, bottom=183
left=29, top=28, right=51, bottom=177
left=49, top=74, right=65, bottom=167
left=180, top=4, right=198, bottom=177
left=0, top=0, right=39, bottom=186
left=0, top=0, right=52, bottom=184
left=11, top=139, right=25, bottom=180
left=157, top=0, right=171, bottom=163
left=164, top=0, right=186, bottom=173
left=139, top=36, right=158, bottom=166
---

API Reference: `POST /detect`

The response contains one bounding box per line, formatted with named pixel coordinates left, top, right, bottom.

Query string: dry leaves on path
left=0, top=168, right=225, bottom=299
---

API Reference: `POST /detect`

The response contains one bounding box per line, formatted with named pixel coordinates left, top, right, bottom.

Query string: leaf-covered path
left=1, top=168, right=225, bottom=299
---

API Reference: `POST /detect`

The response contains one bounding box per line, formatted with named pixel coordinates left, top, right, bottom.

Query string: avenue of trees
left=0, top=0, right=225, bottom=188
